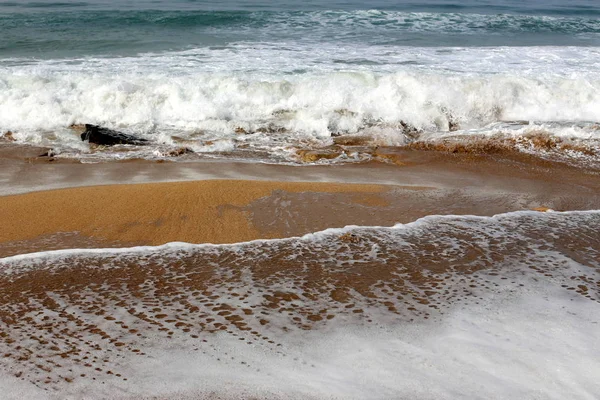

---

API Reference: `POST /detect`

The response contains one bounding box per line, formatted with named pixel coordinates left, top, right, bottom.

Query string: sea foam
left=0, top=211, right=598, bottom=399
left=2, top=45, right=600, bottom=163
left=2, top=46, right=600, bottom=137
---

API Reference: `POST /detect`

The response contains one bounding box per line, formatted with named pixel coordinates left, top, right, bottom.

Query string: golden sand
left=0, top=148, right=599, bottom=395
left=0, top=180, right=386, bottom=247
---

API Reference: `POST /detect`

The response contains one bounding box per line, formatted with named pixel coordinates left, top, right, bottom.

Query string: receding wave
left=0, top=211, right=598, bottom=398
left=1, top=210, right=598, bottom=263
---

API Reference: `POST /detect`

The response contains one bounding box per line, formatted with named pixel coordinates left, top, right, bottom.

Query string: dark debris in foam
left=0, top=212, right=599, bottom=390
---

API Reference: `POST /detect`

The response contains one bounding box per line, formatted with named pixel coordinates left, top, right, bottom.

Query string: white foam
left=1, top=46, right=600, bottom=160
left=0, top=374, right=48, bottom=399
left=2, top=267, right=598, bottom=399
left=1, top=210, right=599, bottom=398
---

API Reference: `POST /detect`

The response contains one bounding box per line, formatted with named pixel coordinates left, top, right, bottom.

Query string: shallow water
left=0, top=211, right=599, bottom=398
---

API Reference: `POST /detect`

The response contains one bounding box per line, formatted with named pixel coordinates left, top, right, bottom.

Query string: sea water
left=0, top=0, right=599, bottom=162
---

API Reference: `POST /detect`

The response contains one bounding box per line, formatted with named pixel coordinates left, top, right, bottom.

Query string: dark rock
left=80, top=124, right=148, bottom=146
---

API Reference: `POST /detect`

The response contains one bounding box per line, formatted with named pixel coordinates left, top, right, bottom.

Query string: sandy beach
left=1, top=143, right=599, bottom=258
left=0, top=180, right=388, bottom=254
left=0, top=143, right=599, bottom=400
left=3, top=1, right=600, bottom=398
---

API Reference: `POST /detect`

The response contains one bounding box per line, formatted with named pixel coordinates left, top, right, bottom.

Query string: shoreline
left=2, top=141, right=600, bottom=195
left=0, top=151, right=600, bottom=257
left=2, top=208, right=598, bottom=263
left=0, top=201, right=598, bottom=400
left=1, top=147, right=600, bottom=258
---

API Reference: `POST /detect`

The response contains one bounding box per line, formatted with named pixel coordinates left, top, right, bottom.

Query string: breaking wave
left=1, top=57, right=600, bottom=164
left=2, top=68, right=600, bottom=134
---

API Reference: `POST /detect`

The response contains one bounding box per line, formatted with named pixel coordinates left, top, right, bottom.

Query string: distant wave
left=0, top=1, right=89, bottom=8
left=2, top=10, right=600, bottom=34
left=2, top=8, right=599, bottom=57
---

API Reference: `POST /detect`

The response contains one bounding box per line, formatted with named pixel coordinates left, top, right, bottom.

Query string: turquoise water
left=2, top=0, right=600, bottom=57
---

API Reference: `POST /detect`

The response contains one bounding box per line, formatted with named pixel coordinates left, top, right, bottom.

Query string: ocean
left=1, top=0, right=599, bottom=163
left=0, top=1, right=599, bottom=399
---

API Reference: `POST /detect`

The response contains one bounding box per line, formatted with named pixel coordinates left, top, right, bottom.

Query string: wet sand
left=0, top=207, right=598, bottom=399
left=1, top=143, right=599, bottom=258
left=0, top=180, right=388, bottom=257
left=1, top=144, right=600, bottom=399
